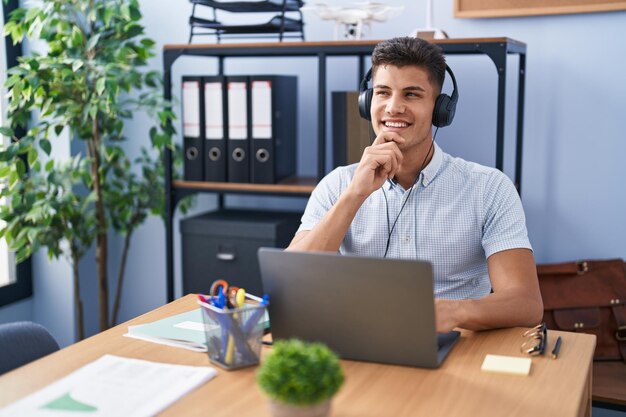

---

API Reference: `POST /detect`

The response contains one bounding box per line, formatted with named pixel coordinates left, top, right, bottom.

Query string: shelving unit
left=188, top=0, right=305, bottom=43
left=162, top=38, right=527, bottom=302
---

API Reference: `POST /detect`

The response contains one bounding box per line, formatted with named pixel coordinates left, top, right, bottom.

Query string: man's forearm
left=287, top=190, right=366, bottom=252
left=437, top=290, right=544, bottom=332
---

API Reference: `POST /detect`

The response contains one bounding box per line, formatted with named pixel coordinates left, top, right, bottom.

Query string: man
left=287, top=37, right=543, bottom=333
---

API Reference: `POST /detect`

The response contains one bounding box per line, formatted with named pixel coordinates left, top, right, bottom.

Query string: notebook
left=124, top=309, right=214, bottom=352
left=258, top=248, right=460, bottom=368
left=124, top=306, right=271, bottom=352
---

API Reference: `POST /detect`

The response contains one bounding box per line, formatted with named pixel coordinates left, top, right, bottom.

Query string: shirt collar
left=420, top=142, right=444, bottom=187
left=383, top=142, right=444, bottom=191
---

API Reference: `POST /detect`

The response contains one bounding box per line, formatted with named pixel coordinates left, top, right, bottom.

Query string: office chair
left=0, top=321, right=60, bottom=375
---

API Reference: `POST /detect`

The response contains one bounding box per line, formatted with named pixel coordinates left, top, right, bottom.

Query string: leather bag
left=537, top=259, right=626, bottom=362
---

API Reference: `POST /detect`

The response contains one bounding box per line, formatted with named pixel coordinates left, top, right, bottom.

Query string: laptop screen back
left=258, top=248, right=453, bottom=368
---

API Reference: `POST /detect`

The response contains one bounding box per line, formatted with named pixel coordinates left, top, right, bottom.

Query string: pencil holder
left=199, top=301, right=267, bottom=370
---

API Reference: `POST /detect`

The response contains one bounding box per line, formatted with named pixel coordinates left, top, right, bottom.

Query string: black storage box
left=181, top=209, right=302, bottom=296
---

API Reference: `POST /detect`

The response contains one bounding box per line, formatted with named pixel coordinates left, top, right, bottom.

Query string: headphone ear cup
left=432, top=94, right=451, bottom=128
left=358, top=88, right=373, bottom=121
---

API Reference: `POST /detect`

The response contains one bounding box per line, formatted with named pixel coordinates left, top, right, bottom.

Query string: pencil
left=551, top=336, right=562, bottom=359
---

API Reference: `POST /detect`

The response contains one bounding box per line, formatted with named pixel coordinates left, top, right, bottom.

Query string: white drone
left=302, top=1, right=404, bottom=40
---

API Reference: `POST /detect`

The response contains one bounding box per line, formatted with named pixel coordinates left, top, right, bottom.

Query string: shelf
left=163, top=37, right=528, bottom=303
left=189, top=0, right=305, bottom=43
left=174, top=176, right=316, bottom=195
left=190, top=0, right=304, bottom=13
left=165, top=38, right=526, bottom=56
left=189, top=15, right=303, bottom=35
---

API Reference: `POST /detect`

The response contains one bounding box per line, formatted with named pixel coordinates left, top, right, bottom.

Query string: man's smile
left=383, top=119, right=411, bottom=129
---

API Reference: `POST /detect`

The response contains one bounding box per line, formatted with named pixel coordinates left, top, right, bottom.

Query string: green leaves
left=86, top=34, right=100, bottom=51
left=39, top=138, right=52, bottom=155
left=70, top=25, right=84, bottom=48
left=257, top=339, right=345, bottom=406
left=0, top=0, right=184, bottom=333
left=0, top=127, right=14, bottom=137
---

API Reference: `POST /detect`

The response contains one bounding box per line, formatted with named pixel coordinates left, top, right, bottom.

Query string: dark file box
left=181, top=209, right=302, bottom=296
left=182, top=76, right=205, bottom=180
left=203, top=76, right=228, bottom=182
left=226, top=76, right=251, bottom=183
left=250, top=75, right=297, bottom=184
left=332, top=91, right=374, bottom=168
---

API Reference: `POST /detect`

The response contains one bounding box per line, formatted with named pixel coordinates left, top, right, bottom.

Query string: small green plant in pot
left=257, top=339, right=344, bottom=417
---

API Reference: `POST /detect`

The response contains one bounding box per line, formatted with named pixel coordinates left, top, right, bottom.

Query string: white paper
left=0, top=355, right=217, bottom=417
left=123, top=332, right=207, bottom=352
left=173, top=320, right=210, bottom=332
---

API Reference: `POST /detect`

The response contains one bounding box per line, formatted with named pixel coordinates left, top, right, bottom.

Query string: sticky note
left=481, top=354, right=531, bottom=376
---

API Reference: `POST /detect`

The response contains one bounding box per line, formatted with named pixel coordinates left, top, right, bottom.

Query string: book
left=125, top=307, right=270, bottom=352
left=124, top=309, right=216, bottom=352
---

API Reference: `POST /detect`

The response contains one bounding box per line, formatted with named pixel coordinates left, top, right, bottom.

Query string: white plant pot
left=268, top=399, right=332, bottom=417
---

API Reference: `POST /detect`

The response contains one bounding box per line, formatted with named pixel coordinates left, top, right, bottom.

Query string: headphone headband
left=444, top=65, right=458, bottom=103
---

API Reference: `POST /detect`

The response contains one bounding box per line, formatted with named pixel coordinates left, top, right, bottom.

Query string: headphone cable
left=382, top=127, right=438, bottom=258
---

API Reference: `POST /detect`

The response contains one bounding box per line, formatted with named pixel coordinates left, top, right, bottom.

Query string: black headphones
left=358, top=64, right=459, bottom=128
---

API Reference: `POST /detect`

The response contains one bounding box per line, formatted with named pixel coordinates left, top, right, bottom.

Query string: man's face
left=370, top=65, right=438, bottom=153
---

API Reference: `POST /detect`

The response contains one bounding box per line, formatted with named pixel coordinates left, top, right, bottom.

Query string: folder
left=332, top=91, right=374, bottom=168
left=125, top=309, right=213, bottom=352
left=203, top=76, right=227, bottom=182
left=250, top=76, right=297, bottom=184
left=227, top=76, right=250, bottom=183
left=182, top=76, right=204, bottom=181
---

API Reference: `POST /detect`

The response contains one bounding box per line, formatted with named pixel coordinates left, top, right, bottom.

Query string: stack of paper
left=0, top=355, right=217, bottom=417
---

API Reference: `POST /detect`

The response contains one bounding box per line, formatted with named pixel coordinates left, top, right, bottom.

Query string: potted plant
left=0, top=0, right=189, bottom=339
left=257, top=339, right=345, bottom=417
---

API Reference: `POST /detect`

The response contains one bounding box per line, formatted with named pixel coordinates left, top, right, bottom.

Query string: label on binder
left=205, top=82, right=224, bottom=140
left=252, top=80, right=272, bottom=139
left=182, top=80, right=200, bottom=138
left=228, top=81, right=248, bottom=139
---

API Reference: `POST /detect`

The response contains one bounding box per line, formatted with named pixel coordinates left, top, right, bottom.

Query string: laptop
left=257, top=248, right=460, bottom=368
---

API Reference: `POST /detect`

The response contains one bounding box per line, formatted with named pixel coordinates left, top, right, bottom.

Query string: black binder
left=203, top=76, right=227, bottom=182
left=182, top=76, right=204, bottom=181
left=249, top=75, right=297, bottom=184
left=226, top=76, right=250, bottom=183
left=332, top=91, right=374, bottom=168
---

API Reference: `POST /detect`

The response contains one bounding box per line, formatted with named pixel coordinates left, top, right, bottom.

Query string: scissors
left=209, top=279, right=241, bottom=309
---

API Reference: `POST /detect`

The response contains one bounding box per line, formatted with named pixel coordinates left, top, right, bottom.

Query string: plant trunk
left=88, top=121, right=109, bottom=332
left=111, top=228, right=133, bottom=327
left=72, top=251, right=85, bottom=341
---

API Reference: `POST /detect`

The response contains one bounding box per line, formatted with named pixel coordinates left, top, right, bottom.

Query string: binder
left=203, top=76, right=227, bottom=182
left=182, top=76, right=204, bottom=181
left=250, top=76, right=297, bottom=184
left=332, top=91, right=374, bottom=167
left=226, top=76, right=250, bottom=183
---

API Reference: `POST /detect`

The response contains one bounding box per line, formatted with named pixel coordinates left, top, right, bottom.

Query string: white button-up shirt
left=298, top=143, right=532, bottom=300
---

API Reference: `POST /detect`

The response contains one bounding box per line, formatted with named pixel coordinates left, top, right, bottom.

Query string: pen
left=551, top=336, right=562, bottom=359
left=225, top=288, right=247, bottom=365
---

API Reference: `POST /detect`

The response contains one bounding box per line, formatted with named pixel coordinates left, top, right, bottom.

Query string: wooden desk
left=593, top=361, right=626, bottom=409
left=0, top=295, right=596, bottom=417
